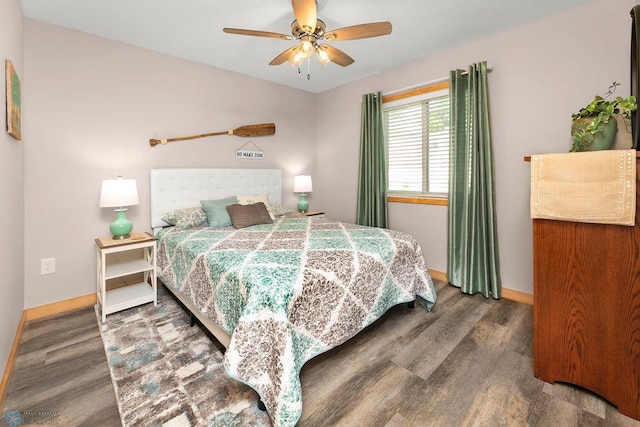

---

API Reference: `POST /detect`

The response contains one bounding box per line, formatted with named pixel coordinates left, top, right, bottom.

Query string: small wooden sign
left=235, top=140, right=264, bottom=160
left=235, top=149, right=264, bottom=159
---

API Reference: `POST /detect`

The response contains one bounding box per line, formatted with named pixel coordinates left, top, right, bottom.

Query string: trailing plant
left=569, top=81, right=637, bottom=152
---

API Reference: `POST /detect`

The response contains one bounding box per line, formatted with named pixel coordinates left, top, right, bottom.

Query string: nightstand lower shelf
left=99, top=282, right=155, bottom=317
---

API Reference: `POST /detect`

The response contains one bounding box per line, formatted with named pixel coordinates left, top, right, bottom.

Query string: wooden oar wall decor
left=149, top=123, right=276, bottom=147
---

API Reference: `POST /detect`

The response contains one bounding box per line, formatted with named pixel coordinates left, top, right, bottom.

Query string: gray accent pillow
left=226, top=202, right=273, bottom=229
left=200, top=196, right=238, bottom=228
left=237, top=194, right=275, bottom=220
left=161, top=207, right=208, bottom=228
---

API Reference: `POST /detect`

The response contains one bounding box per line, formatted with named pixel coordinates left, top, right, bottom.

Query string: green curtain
left=356, top=91, right=388, bottom=228
left=447, top=62, right=501, bottom=298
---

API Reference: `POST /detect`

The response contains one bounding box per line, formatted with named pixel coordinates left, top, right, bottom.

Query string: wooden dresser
left=531, top=153, right=640, bottom=420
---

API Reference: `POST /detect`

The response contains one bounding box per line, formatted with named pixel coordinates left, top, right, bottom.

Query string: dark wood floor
left=4, top=280, right=640, bottom=426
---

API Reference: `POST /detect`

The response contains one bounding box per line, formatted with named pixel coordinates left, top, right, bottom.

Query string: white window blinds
left=384, top=91, right=450, bottom=197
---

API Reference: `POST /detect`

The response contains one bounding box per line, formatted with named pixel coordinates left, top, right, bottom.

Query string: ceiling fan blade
left=291, top=0, right=317, bottom=34
left=269, top=46, right=299, bottom=65
left=321, top=44, right=354, bottom=67
left=223, top=28, right=292, bottom=40
left=324, top=22, right=392, bottom=41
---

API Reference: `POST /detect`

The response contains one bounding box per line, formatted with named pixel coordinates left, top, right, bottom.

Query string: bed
left=150, top=168, right=437, bottom=426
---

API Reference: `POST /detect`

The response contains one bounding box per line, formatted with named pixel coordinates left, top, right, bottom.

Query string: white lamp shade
left=99, top=178, right=139, bottom=208
left=293, top=175, right=313, bottom=193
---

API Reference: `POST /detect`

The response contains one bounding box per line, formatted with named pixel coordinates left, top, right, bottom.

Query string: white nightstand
left=95, top=232, right=157, bottom=322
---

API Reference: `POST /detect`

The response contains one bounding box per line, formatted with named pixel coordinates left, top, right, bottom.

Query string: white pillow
left=237, top=194, right=275, bottom=220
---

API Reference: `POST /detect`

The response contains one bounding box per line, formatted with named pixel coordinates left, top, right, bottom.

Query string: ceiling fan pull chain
left=307, top=58, right=311, bottom=80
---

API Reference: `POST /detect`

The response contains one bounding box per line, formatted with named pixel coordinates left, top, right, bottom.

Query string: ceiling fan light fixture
left=299, top=44, right=314, bottom=59
left=287, top=49, right=305, bottom=67
left=316, top=45, right=332, bottom=65
left=300, top=36, right=313, bottom=53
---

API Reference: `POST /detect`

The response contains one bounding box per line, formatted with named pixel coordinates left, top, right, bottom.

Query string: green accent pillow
left=200, top=196, right=238, bottom=228
left=161, top=207, right=208, bottom=228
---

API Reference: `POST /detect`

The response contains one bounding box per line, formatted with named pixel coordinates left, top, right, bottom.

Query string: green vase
left=571, top=117, right=618, bottom=151
left=297, top=194, right=309, bottom=213
left=110, top=209, right=133, bottom=239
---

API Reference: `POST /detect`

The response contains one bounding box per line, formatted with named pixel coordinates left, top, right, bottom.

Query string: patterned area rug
left=96, top=287, right=271, bottom=426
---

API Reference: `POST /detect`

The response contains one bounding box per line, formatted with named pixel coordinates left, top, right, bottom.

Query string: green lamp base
left=110, top=209, right=133, bottom=239
left=297, top=194, right=309, bottom=213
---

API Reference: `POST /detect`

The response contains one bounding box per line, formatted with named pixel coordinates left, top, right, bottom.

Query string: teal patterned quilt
left=156, top=216, right=437, bottom=426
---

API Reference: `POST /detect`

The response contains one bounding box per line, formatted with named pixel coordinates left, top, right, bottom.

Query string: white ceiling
left=20, top=0, right=598, bottom=93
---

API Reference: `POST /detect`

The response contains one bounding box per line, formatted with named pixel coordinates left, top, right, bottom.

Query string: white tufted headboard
left=150, top=168, right=282, bottom=232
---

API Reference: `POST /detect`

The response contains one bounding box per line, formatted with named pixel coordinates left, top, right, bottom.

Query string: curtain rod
left=382, top=64, right=494, bottom=98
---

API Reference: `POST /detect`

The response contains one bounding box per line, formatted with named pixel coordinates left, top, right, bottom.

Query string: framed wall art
left=5, top=59, right=22, bottom=141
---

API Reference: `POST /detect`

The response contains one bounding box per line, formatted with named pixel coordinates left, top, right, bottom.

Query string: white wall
left=315, top=0, right=637, bottom=294
left=23, top=20, right=317, bottom=308
left=19, top=0, right=638, bottom=310
left=0, top=0, right=24, bottom=388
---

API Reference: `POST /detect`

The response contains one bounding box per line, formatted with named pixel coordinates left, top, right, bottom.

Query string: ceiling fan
left=223, top=0, right=392, bottom=73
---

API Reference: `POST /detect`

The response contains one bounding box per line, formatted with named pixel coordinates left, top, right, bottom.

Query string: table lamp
left=293, top=175, right=313, bottom=213
left=99, top=176, right=139, bottom=239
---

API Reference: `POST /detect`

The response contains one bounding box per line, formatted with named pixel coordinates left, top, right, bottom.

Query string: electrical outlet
left=41, top=258, right=55, bottom=275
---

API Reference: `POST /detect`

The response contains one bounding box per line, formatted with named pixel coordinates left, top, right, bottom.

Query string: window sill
left=387, top=196, right=448, bottom=206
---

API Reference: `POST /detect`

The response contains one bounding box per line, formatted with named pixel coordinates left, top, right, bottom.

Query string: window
left=383, top=84, right=450, bottom=201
